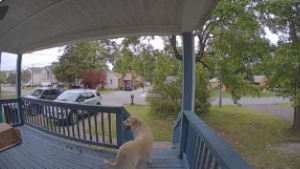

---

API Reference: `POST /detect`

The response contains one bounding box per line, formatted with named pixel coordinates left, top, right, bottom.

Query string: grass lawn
left=276, top=102, right=292, bottom=108
left=88, top=105, right=174, bottom=142
left=211, top=90, right=277, bottom=98
left=87, top=104, right=300, bottom=168
left=98, top=89, right=117, bottom=95
left=203, top=106, right=300, bottom=169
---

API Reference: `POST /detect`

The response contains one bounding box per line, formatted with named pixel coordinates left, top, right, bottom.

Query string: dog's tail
left=104, top=154, right=124, bottom=168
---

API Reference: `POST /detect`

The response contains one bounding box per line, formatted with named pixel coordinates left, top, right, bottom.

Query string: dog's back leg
left=105, top=153, right=125, bottom=168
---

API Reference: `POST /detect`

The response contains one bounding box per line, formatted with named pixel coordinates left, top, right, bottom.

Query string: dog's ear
left=131, top=118, right=140, bottom=127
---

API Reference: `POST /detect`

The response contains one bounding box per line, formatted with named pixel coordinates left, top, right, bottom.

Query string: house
left=27, top=67, right=43, bottom=85
left=123, top=71, right=137, bottom=90
left=135, top=75, right=145, bottom=86
left=105, top=71, right=124, bottom=89
left=40, top=65, right=57, bottom=86
left=253, top=75, right=268, bottom=87
left=209, top=77, right=226, bottom=91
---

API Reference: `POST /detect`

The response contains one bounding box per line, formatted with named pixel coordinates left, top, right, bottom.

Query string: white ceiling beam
left=180, top=0, right=219, bottom=33
left=20, top=25, right=181, bottom=54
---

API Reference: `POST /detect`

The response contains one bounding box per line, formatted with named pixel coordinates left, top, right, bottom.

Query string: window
left=110, top=79, right=113, bottom=84
left=86, top=92, right=95, bottom=99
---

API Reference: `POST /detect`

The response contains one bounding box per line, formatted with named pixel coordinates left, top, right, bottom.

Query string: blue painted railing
left=0, top=98, right=22, bottom=127
left=173, top=111, right=252, bottom=169
left=21, top=97, right=133, bottom=149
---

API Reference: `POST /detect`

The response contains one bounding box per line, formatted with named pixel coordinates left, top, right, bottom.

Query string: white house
left=105, top=71, right=123, bottom=89
left=40, top=65, right=57, bottom=86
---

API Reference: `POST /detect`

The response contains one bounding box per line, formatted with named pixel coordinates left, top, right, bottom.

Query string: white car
left=47, top=89, right=102, bottom=125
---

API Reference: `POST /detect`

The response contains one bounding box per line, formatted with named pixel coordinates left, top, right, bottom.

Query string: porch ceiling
left=0, top=0, right=218, bottom=54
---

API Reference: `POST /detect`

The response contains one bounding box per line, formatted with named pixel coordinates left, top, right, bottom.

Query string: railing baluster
left=71, top=110, right=75, bottom=138
left=94, top=111, right=99, bottom=142
left=200, top=147, right=208, bottom=169
left=108, top=112, right=112, bottom=144
left=206, top=153, right=213, bottom=169
left=191, top=135, right=200, bottom=169
left=45, top=105, right=50, bottom=130
left=101, top=112, right=105, bottom=143
left=196, top=140, right=204, bottom=167
left=55, top=106, right=61, bottom=133
left=88, top=111, right=92, bottom=141
left=76, top=110, right=80, bottom=139
left=82, top=111, right=86, bottom=140
left=66, top=108, right=70, bottom=137
left=213, top=161, right=219, bottom=169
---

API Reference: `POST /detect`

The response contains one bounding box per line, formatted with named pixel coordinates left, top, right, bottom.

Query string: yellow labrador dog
left=105, top=117, right=154, bottom=169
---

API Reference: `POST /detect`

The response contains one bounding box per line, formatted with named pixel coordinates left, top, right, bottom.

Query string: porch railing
left=0, top=98, right=22, bottom=127
left=21, top=97, right=133, bottom=149
left=173, top=111, right=252, bottom=169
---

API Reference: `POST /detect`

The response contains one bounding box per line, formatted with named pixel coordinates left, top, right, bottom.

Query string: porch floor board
left=0, top=125, right=187, bottom=169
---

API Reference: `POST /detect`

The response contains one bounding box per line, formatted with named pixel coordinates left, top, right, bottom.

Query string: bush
left=146, top=64, right=211, bottom=119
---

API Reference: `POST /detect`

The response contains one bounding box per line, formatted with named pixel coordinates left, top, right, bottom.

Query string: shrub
left=146, top=64, right=211, bottom=119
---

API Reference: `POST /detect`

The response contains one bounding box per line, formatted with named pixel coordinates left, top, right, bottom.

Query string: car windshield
left=31, top=89, right=43, bottom=97
left=56, top=91, right=80, bottom=102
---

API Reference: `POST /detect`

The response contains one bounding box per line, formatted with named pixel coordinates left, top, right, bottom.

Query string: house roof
left=209, top=77, right=219, bottom=83
left=124, top=73, right=133, bottom=81
left=253, top=75, right=266, bottom=83
left=135, top=75, right=144, bottom=82
left=0, top=0, right=219, bottom=54
left=27, top=67, right=43, bottom=74
left=111, top=72, right=123, bottom=79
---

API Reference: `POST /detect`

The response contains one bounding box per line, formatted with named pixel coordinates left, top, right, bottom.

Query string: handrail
left=0, top=98, right=22, bottom=126
left=21, top=97, right=134, bottom=149
left=174, top=110, right=252, bottom=169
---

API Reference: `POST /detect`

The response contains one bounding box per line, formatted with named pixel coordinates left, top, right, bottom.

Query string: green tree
left=21, top=70, right=31, bottom=84
left=6, top=73, right=16, bottom=85
left=53, top=42, right=108, bottom=85
left=164, top=0, right=270, bottom=103
left=257, top=0, right=300, bottom=131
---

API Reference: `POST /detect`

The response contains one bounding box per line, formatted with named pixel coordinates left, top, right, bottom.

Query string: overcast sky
left=1, top=29, right=278, bottom=71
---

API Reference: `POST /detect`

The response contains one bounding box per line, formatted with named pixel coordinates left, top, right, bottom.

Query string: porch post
left=16, top=54, right=23, bottom=125
left=179, top=33, right=195, bottom=158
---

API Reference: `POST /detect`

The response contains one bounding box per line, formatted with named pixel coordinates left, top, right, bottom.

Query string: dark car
left=23, top=87, right=65, bottom=115
left=25, top=87, right=65, bottom=100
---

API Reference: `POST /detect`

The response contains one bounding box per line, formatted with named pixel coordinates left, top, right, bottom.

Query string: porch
left=0, top=0, right=251, bottom=168
left=0, top=125, right=184, bottom=169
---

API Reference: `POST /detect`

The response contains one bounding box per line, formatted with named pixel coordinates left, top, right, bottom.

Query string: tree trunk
left=292, top=105, right=300, bottom=131
left=292, top=64, right=300, bottom=131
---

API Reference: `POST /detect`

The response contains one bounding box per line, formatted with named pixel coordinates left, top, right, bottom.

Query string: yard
left=211, top=90, right=277, bottom=98
left=88, top=104, right=300, bottom=169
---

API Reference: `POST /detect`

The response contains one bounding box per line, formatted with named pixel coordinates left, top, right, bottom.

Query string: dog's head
left=123, top=117, right=142, bottom=130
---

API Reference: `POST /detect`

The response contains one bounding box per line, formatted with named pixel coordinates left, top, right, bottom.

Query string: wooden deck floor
left=0, top=125, right=187, bottom=169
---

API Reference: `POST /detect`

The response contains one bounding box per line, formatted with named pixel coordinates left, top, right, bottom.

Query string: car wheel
left=68, top=110, right=78, bottom=125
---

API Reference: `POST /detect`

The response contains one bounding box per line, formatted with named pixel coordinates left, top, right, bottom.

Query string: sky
left=0, top=29, right=278, bottom=71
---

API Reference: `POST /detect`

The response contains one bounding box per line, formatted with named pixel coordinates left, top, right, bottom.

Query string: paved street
left=1, top=85, right=292, bottom=106
left=211, top=97, right=290, bottom=106
left=101, top=86, right=151, bottom=105
left=242, top=104, right=293, bottom=121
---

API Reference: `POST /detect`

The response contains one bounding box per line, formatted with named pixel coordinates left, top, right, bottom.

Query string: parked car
left=23, top=87, right=65, bottom=115
left=25, top=81, right=37, bottom=87
left=24, top=87, right=65, bottom=100
left=46, top=89, right=102, bottom=125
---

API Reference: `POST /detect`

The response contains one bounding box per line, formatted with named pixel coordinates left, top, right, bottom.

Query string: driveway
left=101, top=86, right=151, bottom=105
left=242, top=104, right=293, bottom=121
